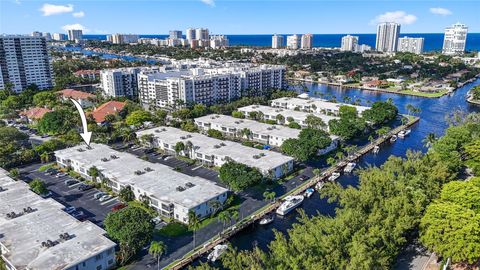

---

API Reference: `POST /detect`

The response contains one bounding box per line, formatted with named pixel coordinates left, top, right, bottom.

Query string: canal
left=220, top=78, right=480, bottom=264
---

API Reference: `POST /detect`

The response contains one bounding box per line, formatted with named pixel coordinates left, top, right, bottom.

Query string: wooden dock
left=168, top=116, right=420, bottom=270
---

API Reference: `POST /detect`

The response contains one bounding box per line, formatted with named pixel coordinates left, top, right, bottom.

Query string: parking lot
left=19, top=163, right=121, bottom=226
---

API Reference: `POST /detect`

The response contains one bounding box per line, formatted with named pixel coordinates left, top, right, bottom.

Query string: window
left=108, top=259, right=113, bottom=265
left=95, top=254, right=103, bottom=261
left=96, top=266, right=102, bottom=270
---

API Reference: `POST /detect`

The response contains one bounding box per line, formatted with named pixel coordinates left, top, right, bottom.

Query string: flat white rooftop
left=195, top=114, right=301, bottom=140
left=0, top=168, right=115, bottom=270
left=136, top=127, right=294, bottom=171
left=238, top=104, right=339, bottom=124
left=54, top=144, right=228, bottom=209
left=270, top=97, right=370, bottom=114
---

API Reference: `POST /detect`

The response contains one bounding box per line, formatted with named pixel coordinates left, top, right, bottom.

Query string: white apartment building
left=286, top=34, right=300, bottom=49
left=341, top=35, right=359, bottom=51
left=0, top=35, right=54, bottom=92
left=169, top=30, right=183, bottom=39
left=354, top=44, right=372, bottom=53
left=210, top=35, right=229, bottom=49
left=0, top=168, right=116, bottom=270
left=109, top=34, right=139, bottom=44
left=136, top=127, right=294, bottom=178
left=54, top=144, right=228, bottom=223
left=398, top=37, right=424, bottom=54
left=376, top=22, right=400, bottom=52
left=186, top=28, right=196, bottom=40
left=100, top=67, right=152, bottom=98
left=237, top=104, right=338, bottom=131
left=270, top=97, right=370, bottom=116
left=301, top=34, right=313, bottom=49
left=67, top=29, right=83, bottom=41
left=138, top=64, right=286, bottom=108
left=195, top=28, right=209, bottom=41
left=272, top=34, right=284, bottom=49
left=52, top=33, right=68, bottom=41
left=31, top=31, right=42, bottom=37
left=442, top=23, right=468, bottom=55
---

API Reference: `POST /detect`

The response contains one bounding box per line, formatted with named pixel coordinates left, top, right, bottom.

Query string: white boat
left=404, top=129, right=411, bottom=136
left=304, top=188, right=315, bottom=198
left=328, top=172, right=341, bottom=182
left=344, top=162, right=356, bottom=173
left=398, top=130, right=406, bottom=138
left=298, top=93, right=310, bottom=99
left=316, top=181, right=325, bottom=190
left=390, top=135, right=397, bottom=142
left=207, top=244, right=228, bottom=262
left=373, top=145, right=380, bottom=154
left=259, top=214, right=275, bottom=225
left=276, top=195, right=304, bottom=216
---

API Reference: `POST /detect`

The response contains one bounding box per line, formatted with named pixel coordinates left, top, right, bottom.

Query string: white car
left=99, top=194, right=112, bottom=202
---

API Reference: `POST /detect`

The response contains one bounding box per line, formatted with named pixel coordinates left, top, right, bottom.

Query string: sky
left=1, top=0, right=479, bottom=35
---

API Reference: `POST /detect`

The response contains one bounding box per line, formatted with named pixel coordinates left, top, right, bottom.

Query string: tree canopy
left=219, top=161, right=263, bottom=191
left=281, top=128, right=332, bottom=161
left=125, top=110, right=153, bottom=127
left=328, top=106, right=366, bottom=140
left=362, top=101, right=398, bottom=125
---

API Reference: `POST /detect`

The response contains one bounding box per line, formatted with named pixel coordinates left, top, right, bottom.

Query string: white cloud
left=40, top=3, right=74, bottom=16
left=200, top=0, right=215, bottom=7
left=61, top=23, right=89, bottom=33
left=73, top=11, right=85, bottom=18
left=430, top=7, right=452, bottom=16
left=371, top=11, right=417, bottom=25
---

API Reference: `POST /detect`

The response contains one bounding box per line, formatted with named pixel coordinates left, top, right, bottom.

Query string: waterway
left=221, top=78, right=480, bottom=264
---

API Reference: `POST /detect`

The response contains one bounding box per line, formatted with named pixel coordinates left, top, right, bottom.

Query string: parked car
left=55, top=172, right=67, bottom=178
left=93, top=192, right=106, bottom=200
left=144, top=148, right=154, bottom=154
left=40, top=191, right=52, bottom=198
left=299, top=175, right=309, bottom=181
left=47, top=169, right=58, bottom=175
left=64, top=180, right=79, bottom=186
left=99, top=194, right=112, bottom=202
left=78, top=184, right=94, bottom=191
left=71, top=211, right=85, bottom=219
left=112, top=203, right=127, bottom=212
left=64, top=206, right=76, bottom=214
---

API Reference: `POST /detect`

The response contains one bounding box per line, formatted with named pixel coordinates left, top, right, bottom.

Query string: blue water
left=84, top=33, right=480, bottom=52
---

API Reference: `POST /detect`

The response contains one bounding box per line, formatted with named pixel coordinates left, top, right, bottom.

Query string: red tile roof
left=20, top=107, right=52, bottom=120
left=90, top=101, right=126, bottom=123
left=57, top=89, right=95, bottom=100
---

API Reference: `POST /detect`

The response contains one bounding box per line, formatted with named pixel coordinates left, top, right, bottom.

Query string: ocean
left=83, top=33, right=480, bottom=52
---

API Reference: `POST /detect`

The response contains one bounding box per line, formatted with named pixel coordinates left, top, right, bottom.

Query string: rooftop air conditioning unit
left=185, top=182, right=195, bottom=188
left=77, top=148, right=84, bottom=152
left=144, top=167, right=153, bottom=172
left=176, top=186, right=185, bottom=192
left=101, top=158, right=109, bottom=162
left=110, top=155, right=119, bottom=159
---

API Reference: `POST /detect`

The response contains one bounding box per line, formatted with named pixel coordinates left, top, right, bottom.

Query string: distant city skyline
left=1, top=1, right=479, bottom=35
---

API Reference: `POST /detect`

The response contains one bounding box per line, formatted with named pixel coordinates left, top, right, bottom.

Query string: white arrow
left=70, top=98, right=92, bottom=146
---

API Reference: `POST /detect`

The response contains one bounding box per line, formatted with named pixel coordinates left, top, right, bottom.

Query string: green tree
left=88, top=166, right=100, bottom=181
left=104, top=206, right=154, bottom=265
left=29, top=178, right=48, bottom=195
left=32, top=91, right=57, bottom=107
left=305, top=115, right=326, bottom=130
left=188, top=210, right=201, bottom=250
left=174, top=141, right=185, bottom=156
left=219, top=162, right=263, bottom=191
left=149, top=241, right=167, bottom=270
left=9, top=168, right=19, bottom=179
left=37, top=110, right=76, bottom=135
left=207, top=129, right=224, bottom=139
left=231, top=111, right=245, bottom=119
left=119, top=186, right=135, bottom=202
left=125, top=110, right=152, bottom=127
left=217, top=211, right=231, bottom=232
left=263, top=191, right=276, bottom=202
left=362, top=101, right=398, bottom=125
left=328, top=106, right=366, bottom=140
left=281, top=128, right=332, bottom=161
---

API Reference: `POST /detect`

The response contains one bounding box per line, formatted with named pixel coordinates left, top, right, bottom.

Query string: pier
left=167, top=115, right=420, bottom=270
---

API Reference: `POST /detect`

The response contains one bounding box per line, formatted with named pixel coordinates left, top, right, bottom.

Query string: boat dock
left=167, top=116, right=420, bottom=270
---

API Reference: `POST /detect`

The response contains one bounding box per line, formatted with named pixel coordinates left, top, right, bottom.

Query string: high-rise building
left=31, top=31, right=42, bottom=37
left=186, top=28, right=196, bottom=40
left=110, top=34, right=139, bottom=44
left=354, top=44, right=372, bottom=53
left=442, top=23, right=468, bottom=55
left=42, top=32, right=52, bottom=41
left=67, top=29, right=83, bottom=41
left=52, top=33, right=68, bottom=41
left=195, top=28, right=209, bottom=40
left=0, top=35, right=54, bottom=92
left=341, top=35, right=359, bottom=51
left=301, top=34, right=313, bottom=49
left=272, top=34, right=284, bottom=49
left=169, top=30, right=182, bottom=39
left=286, top=34, right=300, bottom=49
left=100, top=67, right=151, bottom=98
left=210, top=35, right=229, bottom=49
left=398, top=37, right=424, bottom=54
left=375, top=22, right=400, bottom=52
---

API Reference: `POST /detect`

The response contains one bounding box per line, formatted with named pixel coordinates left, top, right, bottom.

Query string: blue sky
left=1, top=0, right=479, bottom=35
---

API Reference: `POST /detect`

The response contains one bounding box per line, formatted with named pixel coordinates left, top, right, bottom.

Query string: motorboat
left=398, top=130, right=406, bottom=138
left=344, top=162, right=356, bottom=173
left=390, top=135, right=397, bottom=142
left=404, top=129, right=411, bottom=136
left=373, top=145, right=380, bottom=154
left=304, top=188, right=315, bottom=198
left=259, top=214, right=275, bottom=225
left=316, top=181, right=325, bottom=190
left=328, top=172, right=341, bottom=182
left=276, top=195, right=304, bottom=216
left=207, top=244, right=228, bottom=262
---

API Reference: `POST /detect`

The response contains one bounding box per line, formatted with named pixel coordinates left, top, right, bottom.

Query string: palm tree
left=140, top=134, right=155, bottom=147
left=263, top=191, right=276, bottom=202
left=217, top=211, right=231, bottom=233
left=148, top=241, right=167, bottom=270
left=208, top=200, right=222, bottom=217
left=121, top=128, right=135, bottom=143
left=276, top=114, right=285, bottom=124
left=88, top=166, right=100, bottom=182
left=423, top=133, right=437, bottom=148
left=185, top=141, right=194, bottom=158
left=188, top=211, right=200, bottom=250
left=313, top=168, right=321, bottom=178
left=241, top=128, right=252, bottom=139
left=174, top=142, right=185, bottom=156
left=40, top=152, right=50, bottom=163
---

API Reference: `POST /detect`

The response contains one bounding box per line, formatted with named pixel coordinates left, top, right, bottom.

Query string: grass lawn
left=38, top=163, right=55, bottom=172
left=399, top=89, right=449, bottom=98
left=156, top=222, right=190, bottom=237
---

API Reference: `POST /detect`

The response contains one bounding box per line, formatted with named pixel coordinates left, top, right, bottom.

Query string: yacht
left=398, top=130, right=406, bottom=138
left=207, top=244, right=229, bottom=262
left=390, top=135, right=397, bottom=142
left=328, top=172, right=341, bottom=181
left=316, top=181, right=325, bottom=190
left=304, top=188, right=315, bottom=198
left=276, top=195, right=304, bottom=215
left=373, top=145, right=380, bottom=154
left=344, top=162, right=356, bottom=173
left=259, top=213, right=275, bottom=225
